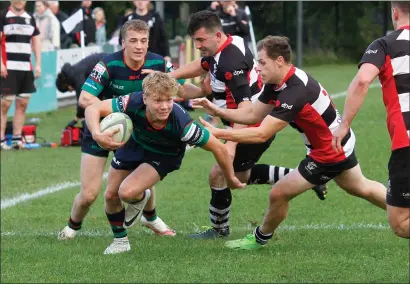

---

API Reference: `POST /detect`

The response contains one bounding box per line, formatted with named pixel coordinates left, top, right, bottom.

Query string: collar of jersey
left=398, top=25, right=409, bottom=30
left=122, top=49, right=146, bottom=72
left=274, top=64, right=296, bottom=91
left=145, top=111, right=168, bottom=131
left=214, top=35, right=233, bottom=55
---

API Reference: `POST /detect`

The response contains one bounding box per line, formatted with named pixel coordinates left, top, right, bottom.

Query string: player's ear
left=121, top=39, right=125, bottom=49
left=142, top=94, right=147, bottom=105
left=392, top=7, right=399, bottom=21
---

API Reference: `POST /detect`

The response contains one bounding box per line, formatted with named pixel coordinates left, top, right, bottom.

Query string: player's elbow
left=356, top=73, right=373, bottom=89
left=257, top=130, right=272, bottom=143
left=79, top=93, right=93, bottom=108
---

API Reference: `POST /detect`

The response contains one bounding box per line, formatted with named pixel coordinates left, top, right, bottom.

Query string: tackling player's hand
left=141, top=69, right=155, bottom=75
left=200, top=73, right=212, bottom=95
left=331, top=123, right=350, bottom=153
left=199, top=117, right=221, bottom=138
left=192, top=98, right=218, bottom=116
left=92, top=128, right=125, bottom=151
left=226, top=175, right=246, bottom=190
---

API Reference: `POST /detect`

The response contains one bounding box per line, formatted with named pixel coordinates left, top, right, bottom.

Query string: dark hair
left=120, top=19, right=149, bottom=41
left=187, top=10, right=222, bottom=36
left=55, top=64, right=73, bottom=93
left=391, top=1, right=410, bottom=14
left=256, top=36, right=292, bottom=63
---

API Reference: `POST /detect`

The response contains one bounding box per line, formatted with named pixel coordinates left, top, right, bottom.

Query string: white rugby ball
left=99, top=113, right=133, bottom=145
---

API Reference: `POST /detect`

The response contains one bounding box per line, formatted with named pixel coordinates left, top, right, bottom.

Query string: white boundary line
left=0, top=223, right=389, bottom=237
left=0, top=85, right=382, bottom=211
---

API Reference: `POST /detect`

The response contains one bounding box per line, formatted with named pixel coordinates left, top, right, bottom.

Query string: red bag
left=61, top=126, right=82, bottom=146
left=22, top=124, right=37, bottom=143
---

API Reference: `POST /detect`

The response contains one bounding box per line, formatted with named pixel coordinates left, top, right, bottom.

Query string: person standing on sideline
left=0, top=0, right=41, bottom=150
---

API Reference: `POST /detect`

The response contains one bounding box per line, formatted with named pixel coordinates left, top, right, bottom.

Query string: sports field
left=1, top=64, right=408, bottom=283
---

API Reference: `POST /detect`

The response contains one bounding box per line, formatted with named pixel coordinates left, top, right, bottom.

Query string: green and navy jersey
left=112, top=92, right=210, bottom=156
left=81, top=51, right=184, bottom=100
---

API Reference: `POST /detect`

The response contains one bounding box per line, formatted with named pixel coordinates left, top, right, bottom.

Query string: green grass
left=1, top=64, right=409, bottom=283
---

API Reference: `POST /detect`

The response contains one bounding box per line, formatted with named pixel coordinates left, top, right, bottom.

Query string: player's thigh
left=81, top=125, right=111, bottom=158
left=233, top=134, right=275, bottom=173
left=271, top=168, right=314, bottom=201
left=80, top=153, right=107, bottom=195
left=333, top=164, right=368, bottom=195
left=120, top=163, right=161, bottom=194
left=14, top=95, right=30, bottom=109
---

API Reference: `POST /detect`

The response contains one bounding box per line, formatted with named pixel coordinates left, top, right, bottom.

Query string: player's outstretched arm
left=193, top=98, right=273, bottom=125
left=177, top=83, right=206, bottom=99
left=84, top=99, right=124, bottom=150
left=200, top=115, right=287, bottom=144
left=170, top=59, right=206, bottom=79
left=201, top=135, right=246, bottom=189
left=332, top=63, right=379, bottom=153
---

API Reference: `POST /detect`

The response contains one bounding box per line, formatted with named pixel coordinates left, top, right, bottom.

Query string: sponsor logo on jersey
left=118, top=95, right=130, bottom=112
left=90, top=63, right=106, bottom=82
left=113, top=157, right=121, bottom=165
left=129, top=75, right=141, bottom=80
left=225, top=72, right=233, bottom=81
left=365, top=49, right=378, bottom=54
left=281, top=102, right=293, bottom=110
left=112, top=83, right=124, bottom=90
left=233, top=70, right=244, bottom=76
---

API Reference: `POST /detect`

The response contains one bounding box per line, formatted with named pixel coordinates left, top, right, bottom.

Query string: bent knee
left=209, top=165, right=225, bottom=184
left=104, top=190, right=120, bottom=202
left=388, top=213, right=410, bottom=238
left=79, top=190, right=99, bottom=206
left=269, top=187, right=288, bottom=203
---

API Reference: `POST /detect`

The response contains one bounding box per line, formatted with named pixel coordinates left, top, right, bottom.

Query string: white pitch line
left=0, top=173, right=108, bottom=210
left=0, top=223, right=389, bottom=237
left=0, top=84, right=381, bottom=211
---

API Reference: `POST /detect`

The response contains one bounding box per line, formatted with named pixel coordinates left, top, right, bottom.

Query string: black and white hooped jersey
left=259, top=65, right=356, bottom=164
left=359, top=25, right=409, bottom=151
left=0, top=8, right=39, bottom=71
left=200, top=35, right=263, bottom=110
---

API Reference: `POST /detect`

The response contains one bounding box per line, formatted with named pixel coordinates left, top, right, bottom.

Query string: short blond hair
left=142, top=72, right=179, bottom=99
left=121, top=19, right=149, bottom=41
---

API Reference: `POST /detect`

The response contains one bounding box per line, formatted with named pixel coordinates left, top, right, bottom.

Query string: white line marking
left=0, top=223, right=389, bottom=237
left=0, top=173, right=108, bottom=210
left=0, top=84, right=381, bottom=211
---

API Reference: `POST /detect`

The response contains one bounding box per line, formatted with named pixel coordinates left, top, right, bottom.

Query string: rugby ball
left=99, top=113, right=133, bottom=144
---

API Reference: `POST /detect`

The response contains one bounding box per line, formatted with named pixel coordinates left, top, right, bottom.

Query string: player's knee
left=268, top=187, right=287, bottom=204
left=79, top=190, right=99, bottom=207
left=388, top=215, right=410, bottom=238
left=118, top=185, right=140, bottom=201
left=104, top=190, right=120, bottom=203
left=209, top=164, right=224, bottom=185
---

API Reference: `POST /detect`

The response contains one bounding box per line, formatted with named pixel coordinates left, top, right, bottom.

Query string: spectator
left=56, top=52, right=108, bottom=126
left=34, top=0, right=60, bottom=51
left=0, top=0, right=42, bottom=150
left=119, top=1, right=171, bottom=61
left=92, top=7, right=106, bottom=46
left=71, top=0, right=96, bottom=46
left=108, top=8, right=133, bottom=46
left=48, top=0, right=72, bottom=49
left=210, top=1, right=250, bottom=43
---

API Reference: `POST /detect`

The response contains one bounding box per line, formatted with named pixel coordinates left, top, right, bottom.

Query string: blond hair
left=121, top=19, right=149, bottom=41
left=142, top=72, right=179, bottom=99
